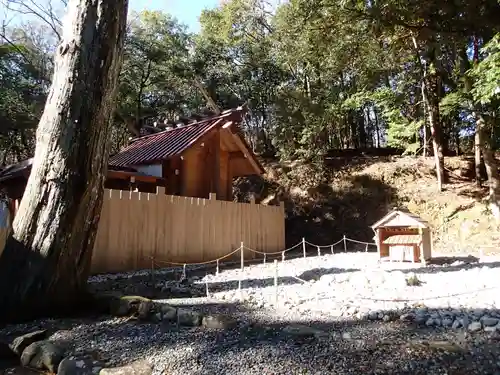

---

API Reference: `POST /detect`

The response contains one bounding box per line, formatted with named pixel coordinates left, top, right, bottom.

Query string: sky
left=0, top=0, right=220, bottom=33
left=130, top=0, right=220, bottom=32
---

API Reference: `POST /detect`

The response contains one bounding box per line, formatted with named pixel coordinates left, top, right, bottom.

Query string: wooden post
left=281, top=251, right=285, bottom=262
left=240, top=242, right=244, bottom=270
left=216, top=259, right=219, bottom=276
left=418, top=227, right=426, bottom=265
left=238, top=242, right=244, bottom=292
left=150, top=257, right=155, bottom=285
left=302, top=238, right=306, bottom=258
left=274, top=259, right=278, bottom=306
left=343, top=235, right=347, bottom=252
left=331, top=245, right=334, bottom=254
left=209, top=192, right=216, bottom=200
left=317, top=246, right=321, bottom=256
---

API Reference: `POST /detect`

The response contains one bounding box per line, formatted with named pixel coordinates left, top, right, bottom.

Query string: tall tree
left=0, top=0, right=128, bottom=323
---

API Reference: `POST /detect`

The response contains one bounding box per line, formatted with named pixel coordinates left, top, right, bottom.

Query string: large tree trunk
left=426, top=71, right=446, bottom=191
left=476, top=113, right=500, bottom=223
left=411, top=35, right=446, bottom=190
left=0, top=0, right=128, bottom=324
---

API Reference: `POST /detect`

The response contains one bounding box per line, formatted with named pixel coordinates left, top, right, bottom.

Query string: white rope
left=305, top=238, right=344, bottom=248
left=147, top=234, right=376, bottom=271
left=345, top=237, right=376, bottom=246
left=243, top=240, right=303, bottom=255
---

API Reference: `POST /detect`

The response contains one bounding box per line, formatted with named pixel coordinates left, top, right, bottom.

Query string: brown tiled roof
left=109, top=107, right=244, bottom=167
left=383, top=234, right=421, bottom=245
left=0, top=158, right=138, bottom=184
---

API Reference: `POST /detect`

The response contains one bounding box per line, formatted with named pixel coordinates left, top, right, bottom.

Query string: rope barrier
left=344, top=237, right=377, bottom=246
left=147, top=246, right=242, bottom=267
left=243, top=240, right=302, bottom=256
left=305, top=238, right=344, bottom=248
left=145, top=234, right=378, bottom=273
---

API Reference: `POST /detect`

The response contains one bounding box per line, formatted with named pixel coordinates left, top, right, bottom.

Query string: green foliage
left=470, top=34, right=500, bottom=105
left=2, top=0, right=500, bottom=165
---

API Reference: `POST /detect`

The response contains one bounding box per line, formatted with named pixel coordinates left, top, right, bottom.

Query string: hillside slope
left=234, top=156, right=500, bottom=255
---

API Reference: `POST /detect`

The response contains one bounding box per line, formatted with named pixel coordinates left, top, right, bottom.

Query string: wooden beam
left=212, top=130, right=221, bottom=197
left=227, top=125, right=264, bottom=175
left=228, top=151, right=245, bottom=160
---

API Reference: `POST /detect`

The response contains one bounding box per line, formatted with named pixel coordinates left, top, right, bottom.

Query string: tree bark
left=476, top=113, right=500, bottom=223
left=411, top=35, right=446, bottom=190
left=426, top=69, right=446, bottom=191
left=0, top=0, right=128, bottom=324
left=475, top=128, right=483, bottom=187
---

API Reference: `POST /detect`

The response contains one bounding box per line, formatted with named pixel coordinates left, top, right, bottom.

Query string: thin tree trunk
left=0, top=0, right=128, bottom=323
left=426, top=72, right=446, bottom=191
left=411, top=35, right=446, bottom=190
left=421, top=80, right=428, bottom=157
left=476, top=113, right=500, bottom=222
left=475, top=129, right=482, bottom=187
left=374, top=108, right=380, bottom=148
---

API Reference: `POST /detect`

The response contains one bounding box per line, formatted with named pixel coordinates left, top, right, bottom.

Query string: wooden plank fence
left=0, top=189, right=286, bottom=274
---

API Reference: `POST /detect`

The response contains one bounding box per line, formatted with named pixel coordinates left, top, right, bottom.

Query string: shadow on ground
left=2, top=300, right=500, bottom=374
left=86, top=252, right=500, bottom=298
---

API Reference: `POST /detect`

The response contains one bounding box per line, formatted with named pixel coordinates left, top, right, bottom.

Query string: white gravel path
left=4, top=252, right=500, bottom=374
left=204, top=253, right=498, bottom=306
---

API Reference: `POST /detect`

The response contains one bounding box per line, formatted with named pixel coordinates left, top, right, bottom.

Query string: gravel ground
left=3, top=252, right=500, bottom=374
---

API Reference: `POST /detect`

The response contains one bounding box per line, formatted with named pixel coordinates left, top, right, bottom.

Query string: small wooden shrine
left=371, top=209, right=432, bottom=264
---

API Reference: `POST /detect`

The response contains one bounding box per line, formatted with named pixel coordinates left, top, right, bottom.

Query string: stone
left=425, top=318, right=435, bottom=327
left=481, top=316, right=499, bottom=327
left=382, top=315, right=391, bottom=322
left=201, top=314, right=238, bottom=330
left=109, top=296, right=153, bottom=318
left=399, top=313, right=414, bottom=322
left=281, top=324, right=327, bottom=339
left=160, top=304, right=177, bottom=322
left=452, top=319, right=462, bottom=330
left=468, top=322, right=482, bottom=332
left=342, top=332, right=352, bottom=340
left=414, top=314, right=428, bottom=326
left=442, top=318, right=453, bottom=327
left=137, top=300, right=154, bottom=320
left=473, top=308, right=486, bottom=317
left=58, top=356, right=105, bottom=375
left=20, top=340, right=65, bottom=373
left=483, top=326, right=498, bottom=333
left=176, top=308, right=202, bottom=326
left=9, top=330, right=48, bottom=356
left=368, top=311, right=379, bottom=321
left=415, top=307, right=428, bottom=315
left=99, top=360, right=152, bottom=375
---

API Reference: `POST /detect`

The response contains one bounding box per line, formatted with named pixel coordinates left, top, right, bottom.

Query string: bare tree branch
left=2, top=0, right=63, bottom=41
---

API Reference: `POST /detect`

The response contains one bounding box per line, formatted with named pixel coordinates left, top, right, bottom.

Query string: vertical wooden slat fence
left=0, top=190, right=286, bottom=274
left=92, top=188, right=285, bottom=273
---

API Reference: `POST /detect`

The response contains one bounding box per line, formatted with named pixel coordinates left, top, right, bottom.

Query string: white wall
left=132, top=163, right=162, bottom=178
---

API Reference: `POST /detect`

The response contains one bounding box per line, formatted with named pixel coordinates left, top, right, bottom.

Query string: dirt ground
left=234, top=155, right=500, bottom=255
